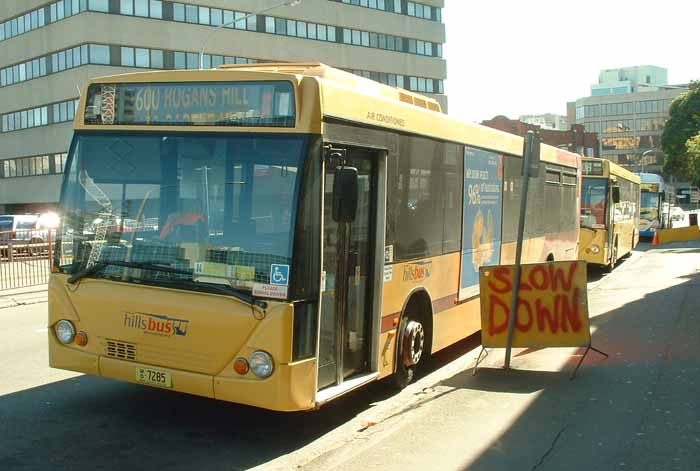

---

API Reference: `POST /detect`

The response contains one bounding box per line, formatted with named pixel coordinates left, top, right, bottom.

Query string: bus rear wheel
left=605, top=242, right=618, bottom=273
left=393, top=314, right=427, bottom=390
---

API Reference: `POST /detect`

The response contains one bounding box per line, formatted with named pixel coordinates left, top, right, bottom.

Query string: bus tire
left=624, top=232, right=635, bottom=258
left=605, top=239, right=618, bottom=273
left=393, top=299, right=432, bottom=390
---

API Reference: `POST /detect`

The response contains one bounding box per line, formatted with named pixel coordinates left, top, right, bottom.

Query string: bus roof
left=76, top=63, right=579, bottom=169
left=637, top=173, right=665, bottom=185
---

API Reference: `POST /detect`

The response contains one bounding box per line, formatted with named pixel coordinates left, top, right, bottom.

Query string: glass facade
left=0, top=0, right=447, bottom=200
left=2, top=1, right=443, bottom=59
left=347, top=68, right=444, bottom=94
left=574, top=92, right=682, bottom=171
left=329, top=0, right=442, bottom=21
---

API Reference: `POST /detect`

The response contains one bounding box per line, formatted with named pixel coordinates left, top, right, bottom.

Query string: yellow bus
left=49, top=63, right=581, bottom=411
left=579, top=158, right=640, bottom=271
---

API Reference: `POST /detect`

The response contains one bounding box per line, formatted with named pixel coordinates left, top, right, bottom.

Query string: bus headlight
left=55, top=320, right=76, bottom=344
left=590, top=245, right=601, bottom=254
left=249, top=351, right=274, bottom=378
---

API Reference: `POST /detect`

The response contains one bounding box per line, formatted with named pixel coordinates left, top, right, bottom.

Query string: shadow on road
left=0, top=328, right=481, bottom=471
left=440, top=253, right=700, bottom=470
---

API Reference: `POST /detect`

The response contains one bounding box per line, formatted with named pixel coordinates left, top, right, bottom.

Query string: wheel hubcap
left=403, top=320, right=425, bottom=366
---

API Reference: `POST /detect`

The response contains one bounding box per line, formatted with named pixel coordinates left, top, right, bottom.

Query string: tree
left=662, top=81, right=700, bottom=180
left=685, top=134, right=700, bottom=186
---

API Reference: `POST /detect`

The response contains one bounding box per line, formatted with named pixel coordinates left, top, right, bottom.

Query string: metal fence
left=0, top=229, right=55, bottom=291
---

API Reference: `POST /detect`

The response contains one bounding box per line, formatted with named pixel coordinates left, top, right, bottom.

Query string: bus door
left=318, top=146, right=377, bottom=390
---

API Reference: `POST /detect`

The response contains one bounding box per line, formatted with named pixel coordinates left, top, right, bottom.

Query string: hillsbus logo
left=123, top=312, right=189, bottom=337
left=403, top=261, right=433, bottom=282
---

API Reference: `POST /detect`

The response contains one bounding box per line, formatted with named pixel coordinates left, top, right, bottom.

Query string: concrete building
left=567, top=66, right=688, bottom=174
left=0, top=0, right=446, bottom=214
left=481, top=116, right=599, bottom=157
left=592, top=65, right=668, bottom=96
left=518, top=113, right=568, bottom=131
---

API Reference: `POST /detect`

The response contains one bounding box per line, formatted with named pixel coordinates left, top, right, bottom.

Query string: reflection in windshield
left=580, top=178, right=607, bottom=228
left=57, top=132, right=306, bottom=297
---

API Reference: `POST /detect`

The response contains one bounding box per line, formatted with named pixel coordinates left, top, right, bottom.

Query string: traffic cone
left=652, top=231, right=659, bottom=246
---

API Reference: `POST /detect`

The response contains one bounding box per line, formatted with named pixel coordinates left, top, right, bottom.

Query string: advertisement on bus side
left=459, top=147, right=503, bottom=300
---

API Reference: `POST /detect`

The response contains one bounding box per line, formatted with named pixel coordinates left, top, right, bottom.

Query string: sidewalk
left=269, top=242, right=700, bottom=471
left=0, top=284, right=48, bottom=309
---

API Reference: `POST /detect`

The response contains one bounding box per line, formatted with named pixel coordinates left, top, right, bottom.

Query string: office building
left=592, top=65, right=668, bottom=96
left=0, top=0, right=446, bottom=213
left=568, top=66, right=688, bottom=174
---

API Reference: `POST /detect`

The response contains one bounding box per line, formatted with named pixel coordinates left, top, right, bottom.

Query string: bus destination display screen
left=582, top=160, right=604, bottom=176
left=84, top=81, right=296, bottom=127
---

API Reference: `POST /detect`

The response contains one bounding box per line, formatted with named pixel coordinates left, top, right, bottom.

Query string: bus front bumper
left=49, top=336, right=318, bottom=412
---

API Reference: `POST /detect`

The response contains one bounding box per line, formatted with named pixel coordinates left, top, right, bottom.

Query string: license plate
left=135, top=367, right=172, bottom=388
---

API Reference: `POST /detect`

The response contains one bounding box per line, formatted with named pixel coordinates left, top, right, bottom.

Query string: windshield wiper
left=67, top=260, right=192, bottom=284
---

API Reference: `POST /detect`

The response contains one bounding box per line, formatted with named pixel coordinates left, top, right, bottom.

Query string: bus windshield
left=0, top=217, right=13, bottom=231
left=57, top=132, right=307, bottom=297
left=580, top=178, right=607, bottom=228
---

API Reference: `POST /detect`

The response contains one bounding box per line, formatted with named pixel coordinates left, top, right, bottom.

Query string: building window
left=198, top=6, right=210, bottom=25
left=150, top=49, right=164, bottom=68
left=173, top=3, right=185, bottom=21
left=54, top=153, right=68, bottom=173
left=121, top=46, right=135, bottom=66
left=135, top=48, right=150, bottom=67
left=329, top=0, right=441, bottom=22
left=89, top=0, right=109, bottom=12
left=150, top=0, right=163, bottom=19
left=1, top=154, right=63, bottom=178
left=90, top=44, right=110, bottom=64
left=120, top=0, right=134, bottom=15
left=185, top=4, right=197, bottom=23
left=134, top=0, right=149, bottom=17
left=211, top=8, right=223, bottom=26
left=174, top=51, right=186, bottom=69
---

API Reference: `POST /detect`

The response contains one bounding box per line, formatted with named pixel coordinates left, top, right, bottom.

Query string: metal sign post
left=504, top=131, right=540, bottom=369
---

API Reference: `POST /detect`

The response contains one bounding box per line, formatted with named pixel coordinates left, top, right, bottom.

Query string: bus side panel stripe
left=381, top=292, right=459, bottom=333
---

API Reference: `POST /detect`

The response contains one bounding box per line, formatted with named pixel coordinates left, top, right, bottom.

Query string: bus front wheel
left=393, top=312, right=428, bottom=389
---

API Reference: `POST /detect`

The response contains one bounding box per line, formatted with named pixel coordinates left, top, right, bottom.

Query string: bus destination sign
left=84, top=81, right=296, bottom=127
left=582, top=160, right=604, bottom=176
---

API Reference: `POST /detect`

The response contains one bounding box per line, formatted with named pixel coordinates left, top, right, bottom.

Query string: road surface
left=1, top=241, right=698, bottom=470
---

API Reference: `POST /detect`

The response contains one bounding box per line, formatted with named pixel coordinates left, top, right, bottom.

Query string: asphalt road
left=0, top=286, right=481, bottom=471
left=298, top=241, right=700, bottom=471
left=1, top=242, right=698, bottom=471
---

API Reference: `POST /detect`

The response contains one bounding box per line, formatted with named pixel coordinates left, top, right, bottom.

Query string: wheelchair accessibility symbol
left=270, top=264, right=290, bottom=286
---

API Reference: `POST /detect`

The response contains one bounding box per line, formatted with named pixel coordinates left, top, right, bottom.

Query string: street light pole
left=640, top=148, right=657, bottom=174
left=198, top=0, right=302, bottom=70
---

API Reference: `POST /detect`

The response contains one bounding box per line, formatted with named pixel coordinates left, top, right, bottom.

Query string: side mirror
left=612, top=186, right=621, bottom=204
left=332, top=166, right=359, bottom=223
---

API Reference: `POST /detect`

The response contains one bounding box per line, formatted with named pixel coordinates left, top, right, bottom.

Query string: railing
left=0, top=229, right=55, bottom=291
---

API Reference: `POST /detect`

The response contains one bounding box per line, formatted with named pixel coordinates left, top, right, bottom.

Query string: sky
left=443, top=0, right=698, bottom=123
